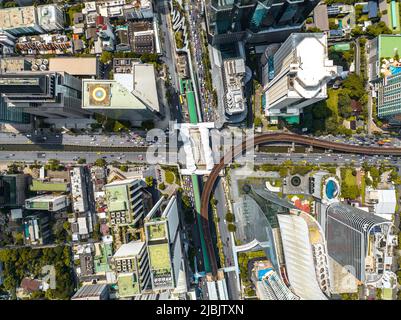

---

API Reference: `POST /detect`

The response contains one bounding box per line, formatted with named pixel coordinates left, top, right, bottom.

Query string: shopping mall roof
left=277, top=214, right=328, bottom=300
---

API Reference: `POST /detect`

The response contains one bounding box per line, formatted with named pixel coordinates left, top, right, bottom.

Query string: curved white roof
left=277, top=214, right=328, bottom=300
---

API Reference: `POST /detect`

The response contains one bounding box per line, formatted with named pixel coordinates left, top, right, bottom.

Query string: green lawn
left=165, top=171, right=175, bottom=184
left=340, top=168, right=360, bottom=199
left=148, top=243, right=171, bottom=270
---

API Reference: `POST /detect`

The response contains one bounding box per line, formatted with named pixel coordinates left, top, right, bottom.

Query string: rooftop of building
left=82, top=61, right=159, bottom=112
left=0, top=6, right=37, bottom=30
left=377, top=35, right=401, bottom=59
left=48, top=57, right=98, bottom=76
left=148, top=243, right=171, bottom=270
left=118, top=273, right=139, bottom=297
left=25, top=194, right=66, bottom=202
left=30, top=180, right=69, bottom=192
left=113, top=240, right=145, bottom=258
left=71, top=283, right=108, bottom=299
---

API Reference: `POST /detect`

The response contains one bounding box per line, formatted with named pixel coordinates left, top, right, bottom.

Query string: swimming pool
left=325, top=180, right=338, bottom=199
left=389, top=65, right=401, bottom=76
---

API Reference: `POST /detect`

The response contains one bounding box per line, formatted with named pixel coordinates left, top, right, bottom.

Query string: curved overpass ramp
left=201, top=132, right=401, bottom=276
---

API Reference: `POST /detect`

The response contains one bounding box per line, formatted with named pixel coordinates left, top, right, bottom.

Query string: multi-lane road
left=201, top=132, right=401, bottom=276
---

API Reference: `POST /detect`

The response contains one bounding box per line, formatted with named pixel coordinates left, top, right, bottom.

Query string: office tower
left=262, top=33, right=338, bottom=122
left=0, top=72, right=87, bottom=119
left=0, top=174, right=26, bottom=208
left=112, top=241, right=150, bottom=297
left=104, top=179, right=145, bottom=227
left=205, top=0, right=320, bottom=45
left=144, top=196, right=186, bottom=292
left=324, top=202, right=396, bottom=283
left=0, top=96, right=30, bottom=124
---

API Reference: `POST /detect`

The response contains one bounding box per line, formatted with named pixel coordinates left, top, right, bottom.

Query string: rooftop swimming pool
left=389, top=65, right=401, bottom=76
left=325, top=180, right=338, bottom=199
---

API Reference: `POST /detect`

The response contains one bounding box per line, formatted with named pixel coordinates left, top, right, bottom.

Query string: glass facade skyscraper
left=205, top=0, right=320, bottom=45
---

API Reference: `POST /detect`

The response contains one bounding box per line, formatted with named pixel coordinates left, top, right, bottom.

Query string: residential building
left=98, top=0, right=126, bottom=18
left=144, top=196, right=185, bottom=291
left=23, top=212, right=51, bottom=245
left=0, top=72, right=87, bottom=119
left=322, top=202, right=397, bottom=283
left=112, top=241, right=150, bottom=297
left=115, top=25, right=131, bottom=52
left=25, top=194, right=69, bottom=212
left=0, top=6, right=43, bottom=36
left=71, top=284, right=109, bottom=300
left=16, top=34, right=73, bottom=56
left=205, top=0, right=320, bottom=45
left=252, top=260, right=299, bottom=300
left=375, top=73, right=401, bottom=119
left=262, top=33, right=338, bottom=122
left=82, top=59, right=160, bottom=125
left=70, top=167, right=89, bottom=213
left=37, top=5, right=64, bottom=32
left=131, top=30, right=155, bottom=54
left=222, top=58, right=249, bottom=124
left=0, top=174, right=27, bottom=208
left=70, top=213, right=93, bottom=242
left=96, top=17, right=116, bottom=52
left=48, top=57, right=102, bottom=78
left=104, top=178, right=144, bottom=227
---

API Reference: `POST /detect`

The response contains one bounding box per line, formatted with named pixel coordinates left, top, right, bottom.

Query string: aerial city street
left=1, top=0, right=401, bottom=304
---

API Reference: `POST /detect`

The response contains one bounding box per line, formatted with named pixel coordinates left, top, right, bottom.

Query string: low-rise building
left=25, top=194, right=69, bottom=212
left=124, top=0, right=153, bottom=20
left=48, top=57, right=101, bottom=78
left=16, top=34, right=73, bottom=56
left=70, top=167, right=89, bottom=213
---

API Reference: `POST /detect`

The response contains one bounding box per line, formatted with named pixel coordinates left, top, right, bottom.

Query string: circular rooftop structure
left=290, top=175, right=301, bottom=187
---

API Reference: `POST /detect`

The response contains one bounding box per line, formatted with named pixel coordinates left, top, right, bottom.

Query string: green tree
left=77, top=158, right=86, bottom=164
left=145, top=176, right=154, bottom=187
left=100, top=51, right=113, bottom=64
left=227, top=224, right=236, bottom=232
left=158, top=182, right=166, bottom=190
left=338, top=92, right=353, bottom=119
left=94, top=158, right=107, bottom=167
left=225, top=212, right=235, bottom=223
